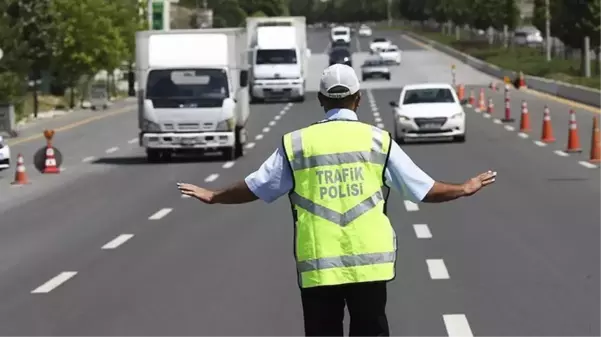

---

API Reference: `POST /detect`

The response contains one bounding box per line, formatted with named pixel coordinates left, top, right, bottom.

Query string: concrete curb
left=404, top=31, right=601, bottom=108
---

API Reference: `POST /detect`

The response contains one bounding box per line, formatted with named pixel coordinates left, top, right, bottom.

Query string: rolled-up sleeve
left=244, top=146, right=293, bottom=203
left=384, top=141, right=435, bottom=202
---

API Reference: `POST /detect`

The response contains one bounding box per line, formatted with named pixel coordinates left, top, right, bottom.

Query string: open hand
left=177, top=183, right=215, bottom=203
left=462, top=170, right=497, bottom=196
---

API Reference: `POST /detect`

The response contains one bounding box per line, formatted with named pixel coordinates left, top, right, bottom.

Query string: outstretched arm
left=178, top=180, right=258, bottom=204
left=422, top=170, right=496, bottom=203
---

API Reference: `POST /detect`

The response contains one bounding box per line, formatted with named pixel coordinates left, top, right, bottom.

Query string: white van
left=330, top=26, right=351, bottom=46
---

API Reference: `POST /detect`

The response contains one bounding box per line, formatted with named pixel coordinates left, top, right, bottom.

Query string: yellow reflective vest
left=282, top=119, right=397, bottom=288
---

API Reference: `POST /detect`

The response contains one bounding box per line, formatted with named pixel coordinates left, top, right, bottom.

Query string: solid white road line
left=533, top=140, right=547, bottom=147
left=413, top=224, right=432, bottom=239
left=105, top=147, right=119, bottom=154
left=443, top=314, right=474, bottom=337
left=255, top=134, right=264, bottom=140
left=245, top=142, right=256, bottom=149
left=222, top=161, right=235, bottom=169
left=269, top=120, right=276, bottom=126
left=518, top=132, right=529, bottom=138
left=426, top=259, right=450, bottom=279
left=148, top=208, right=173, bottom=220
left=553, top=150, right=569, bottom=157
left=403, top=200, right=419, bottom=212
left=504, top=125, right=515, bottom=131
left=82, top=156, right=96, bottom=163
left=101, top=234, right=134, bottom=250
left=204, top=173, right=219, bottom=182
left=377, top=123, right=385, bottom=129
left=579, top=161, right=598, bottom=169
left=31, top=272, right=77, bottom=294
left=128, top=138, right=138, bottom=144
left=263, top=127, right=270, bottom=133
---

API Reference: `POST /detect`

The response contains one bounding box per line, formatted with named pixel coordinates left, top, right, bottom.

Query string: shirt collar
left=324, top=108, right=358, bottom=121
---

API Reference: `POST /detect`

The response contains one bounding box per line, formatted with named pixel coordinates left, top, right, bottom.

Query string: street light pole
left=147, top=0, right=153, bottom=30
left=545, top=0, right=551, bottom=61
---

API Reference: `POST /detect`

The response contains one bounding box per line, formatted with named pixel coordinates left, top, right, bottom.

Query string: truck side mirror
left=240, top=70, right=248, bottom=87
left=389, top=101, right=398, bottom=107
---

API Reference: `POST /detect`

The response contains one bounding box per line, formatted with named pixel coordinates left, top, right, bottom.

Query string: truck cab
left=136, top=29, right=249, bottom=162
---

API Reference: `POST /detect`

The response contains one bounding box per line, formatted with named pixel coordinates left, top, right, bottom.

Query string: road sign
left=152, top=2, right=163, bottom=30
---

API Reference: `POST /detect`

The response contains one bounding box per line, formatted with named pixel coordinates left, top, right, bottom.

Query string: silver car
left=361, top=59, right=391, bottom=81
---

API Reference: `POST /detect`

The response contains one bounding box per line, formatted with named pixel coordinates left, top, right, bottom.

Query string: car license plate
left=421, top=123, right=440, bottom=130
left=181, top=138, right=196, bottom=145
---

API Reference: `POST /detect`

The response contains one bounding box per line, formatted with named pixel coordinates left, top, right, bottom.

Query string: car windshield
left=373, top=38, right=387, bottom=43
left=363, top=60, right=384, bottom=67
left=333, top=31, right=348, bottom=36
left=146, top=68, right=229, bottom=108
left=384, top=47, right=398, bottom=52
left=402, top=88, right=456, bottom=105
left=256, top=49, right=297, bottom=65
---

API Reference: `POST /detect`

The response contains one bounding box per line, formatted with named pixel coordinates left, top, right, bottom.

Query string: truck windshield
left=256, top=49, right=297, bottom=65
left=146, top=68, right=229, bottom=106
left=333, top=31, right=348, bottom=35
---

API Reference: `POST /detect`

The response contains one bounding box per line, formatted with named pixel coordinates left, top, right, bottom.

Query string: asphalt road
left=0, top=28, right=598, bottom=336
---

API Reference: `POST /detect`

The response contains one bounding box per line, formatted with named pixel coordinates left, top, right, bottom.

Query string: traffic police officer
left=178, top=64, right=497, bottom=336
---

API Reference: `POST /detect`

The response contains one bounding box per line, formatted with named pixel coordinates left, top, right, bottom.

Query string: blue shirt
left=245, top=108, right=435, bottom=203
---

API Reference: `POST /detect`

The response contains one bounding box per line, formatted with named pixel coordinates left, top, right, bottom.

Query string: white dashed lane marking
left=269, top=121, right=276, bottom=126
left=274, top=115, right=281, bottom=120
left=374, top=117, right=382, bottom=123
left=518, top=132, right=529, bottom=139
left=245, top=142, right=256, bottom=149
left=493, top=119, right=502, bottom=124
left=31, top=272, right=77, bottom=294
left=579, top=161, right=598, bottom=169
left=255, top=134, right=264, bottom=140
left=263, top=127, right=270, bottom=133
left=403, top=200, right=419, bottom=212
left=204, top=174, right=219, bottom=182
left=222, top=161, right=235, bottom=169
left=413, top=224, right=432, bottom=239
left=101, top=234, right=134, bottom=250
left=373, top=112, right=380, bottom=117
left=148, top=208, right=172, bottom=220
left=504, top=125, right=515, bottom=131
left=533, top=140, right=547, bottom=147
left=82, top=156, right=96, bottom=163
left=426, top=259, right=450, bottom=279
left=127, top=138, right=138, bottom=144
left=377, top=123, right=385, bottom=129
left=553, top=150, right=569, bottom=157
left=105, top=147, right=119, bottom=154
left=443, top=314, right=474, bottom=337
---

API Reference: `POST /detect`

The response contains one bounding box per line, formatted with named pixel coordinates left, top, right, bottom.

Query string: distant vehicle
left=377, top=45, right=401, bottom=65
left=89, top=85, right=109, bottom=110
left=0, top=135, right=10, bottom=171
left=361, top=58, right=390, bottom=81
left=513, top=26, right=543, bottom=47
left=389, top=83, right=466, bottom=143
left=329, top=47, right=352, bottom=67
left=330, top=26, right=351, bottom=45
left=358, top=25, right=372, bottom=37
left=369, top=37, right=391, bottom=53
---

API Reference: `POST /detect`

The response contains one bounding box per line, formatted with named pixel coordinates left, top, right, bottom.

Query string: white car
left=330, top=26, right=351, bottom=45
left=358, top=25, right=372, bottom=37
left=389, top=83, right=466, bottom=143
left=377, top=45, right=401, bottom=65
left=361, top=58, right=390, bottom=81
left=0, top=135, right=11, bottom=171
left=369, top=38, right=391, bottom=53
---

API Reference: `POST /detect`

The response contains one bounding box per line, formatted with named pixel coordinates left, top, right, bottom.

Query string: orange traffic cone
left=478, top=88, right=486, bottom=111
left=589, top=116, right=600, bottom=163
left=489, top=82, right=497, bottom=91
left=43, top=146, right=60, bottom=174
left=486, top=98, right=493, bottom=115
left=517, top=71, right=526, bottom=88
left=565, top=109, right=582, bottom=152
left=519, top=100, right=531, bottom=132
left=457, top=84, right=465, bottom=100
left=541, top=105, right=555, bottom=143
left=468, top=90, right=475, bottom=107
left=11, top=153, right=29, bottom=185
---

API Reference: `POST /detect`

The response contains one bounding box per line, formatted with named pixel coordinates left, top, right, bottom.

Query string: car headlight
left=450, top=112, right=464, bottom=119
left=143, top=119, right=161, bottom=132
left=216, top=118, right=236, bottom=131
left=397, top=115, right=410, bottom=122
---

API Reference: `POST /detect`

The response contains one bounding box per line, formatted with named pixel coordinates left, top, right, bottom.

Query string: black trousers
left=300, top=281, right=390, bottom=336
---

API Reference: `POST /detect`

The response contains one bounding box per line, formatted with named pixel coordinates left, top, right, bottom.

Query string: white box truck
left=246, top=17, right=310, bottom=103
left=135, top=28, right=250, bottom=162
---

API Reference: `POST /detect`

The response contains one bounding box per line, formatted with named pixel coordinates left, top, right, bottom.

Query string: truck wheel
left=234, top=127, right=244, bottom=158
left=146, top=149, right=161, bottom=163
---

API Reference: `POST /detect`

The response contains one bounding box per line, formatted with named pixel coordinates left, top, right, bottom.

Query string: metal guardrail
left=404, top=31, right=601, bottom=108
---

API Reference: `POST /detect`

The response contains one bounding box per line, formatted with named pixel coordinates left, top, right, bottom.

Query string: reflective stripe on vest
left=283, top=121, right=397, bottom=288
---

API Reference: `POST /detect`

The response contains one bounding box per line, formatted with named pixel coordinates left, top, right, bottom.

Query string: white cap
left=319, top=64, right=360, bottom=99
